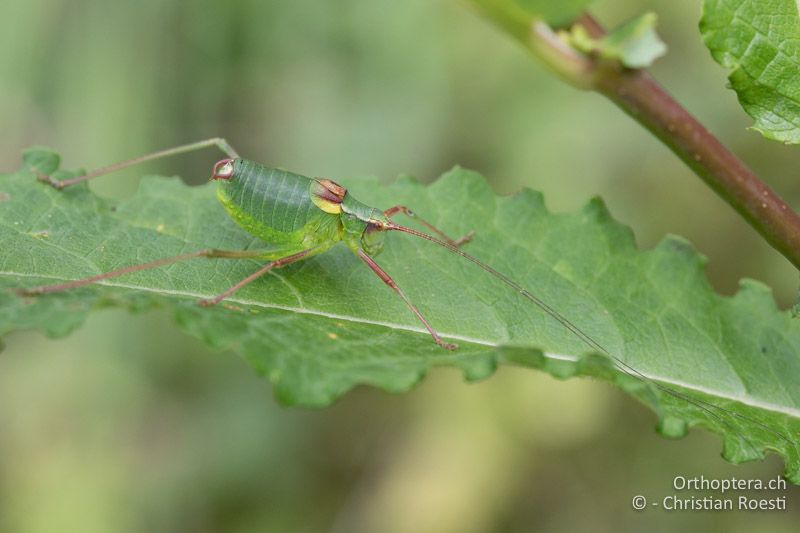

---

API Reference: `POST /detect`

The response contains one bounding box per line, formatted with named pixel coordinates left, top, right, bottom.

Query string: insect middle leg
left=383, top=205, right=473, bottom=247
left=37, top=138, right=240, bottom=189
left=197, top=247, right=321, bottom=307
left=357, top=248, right=457, bottom=350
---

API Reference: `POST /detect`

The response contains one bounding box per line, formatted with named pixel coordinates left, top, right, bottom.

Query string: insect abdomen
left=216, top=159, right=337, bottom=244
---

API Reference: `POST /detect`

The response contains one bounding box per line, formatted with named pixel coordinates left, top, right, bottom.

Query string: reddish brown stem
left=472, top=4, right=800, bottom=268
left=572, top=13, right=800, bottom=269
left=594, top=69, right=800, bottom=268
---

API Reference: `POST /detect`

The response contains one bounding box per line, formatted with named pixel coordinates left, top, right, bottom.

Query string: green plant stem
left=469, top=4, right=800, bottom=269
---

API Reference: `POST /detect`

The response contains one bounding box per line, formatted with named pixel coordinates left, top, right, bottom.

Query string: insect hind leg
left=38, top=138, right=240, bottom=190
left=16, top=248, right=269, bottom=296
left=383, top=205, right=473, bottom=247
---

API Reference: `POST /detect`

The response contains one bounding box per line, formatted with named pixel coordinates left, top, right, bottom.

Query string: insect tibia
left=35, top=172, right=68, bottom=190
left=382, top=207, right=473, bottom=247
left=454, top=230, right=475, bottom=247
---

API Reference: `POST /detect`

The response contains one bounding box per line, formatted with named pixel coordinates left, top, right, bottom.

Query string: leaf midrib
left=5, top=268, right=799, bottom=419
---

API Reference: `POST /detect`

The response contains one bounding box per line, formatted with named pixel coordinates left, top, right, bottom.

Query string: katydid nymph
left=17, top=138, right=797, bottom=462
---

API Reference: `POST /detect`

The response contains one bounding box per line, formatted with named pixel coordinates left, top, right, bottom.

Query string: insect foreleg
left=38, top=138, right=240, bottom=189
left=357, top=248, right=457, bottom=351
left=17, top=248, right=268, bottom=296
left=197, top=247, right=321, bottom=307
left=383, top=205, right=473, bottom=247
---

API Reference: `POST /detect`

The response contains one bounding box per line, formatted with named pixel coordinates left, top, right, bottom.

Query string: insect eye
left=211, top=159, right=235, bottom=180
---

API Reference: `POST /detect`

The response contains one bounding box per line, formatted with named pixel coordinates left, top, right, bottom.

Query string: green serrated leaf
left=2, top=149, right=799, bottom=482
left=570, top=12, right=667, bottom=68
left=701, top=0, right=800, bottom=143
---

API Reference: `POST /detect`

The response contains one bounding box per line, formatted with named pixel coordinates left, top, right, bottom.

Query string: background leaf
left=570, top=12, right=667, bottom=68
left=701, top=0, right=800, bottom=143
left=1, top=148, right=799, bottom=482
left=467, top=0, right=594, bottom=41
left=514, top=0, right=593, bottom=26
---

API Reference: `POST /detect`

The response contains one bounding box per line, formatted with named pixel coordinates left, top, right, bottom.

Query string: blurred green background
left=1, top=0, right=798, bottom=531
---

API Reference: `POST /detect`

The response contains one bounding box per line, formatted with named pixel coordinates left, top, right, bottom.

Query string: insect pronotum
left=18, top=138, right=798, bottom=463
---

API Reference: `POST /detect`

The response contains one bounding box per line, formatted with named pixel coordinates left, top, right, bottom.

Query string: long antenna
left=386, top=222, right=798, bottom=456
